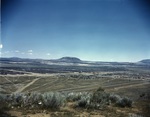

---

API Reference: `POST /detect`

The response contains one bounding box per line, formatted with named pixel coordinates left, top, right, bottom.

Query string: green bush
left=109, top=94, right=121, bottom=103
left=0, top=94, right=8, bottom=110
left=66, top=92, right=91, bottom=102
left=9, top=93, right=25, bottom=107
left=78, top=97, right=88, bottom=107
left=91, top=91, right=109, bottom=104
left=77, top=90, right=110, bottom=109
left=66, top=92, right=82, bottom=101
left=88, top=91, right=110, bottom=109
left=96, top=87, right=105, bottom=92
left=116, top=97, right=132, bottom=107
left=77, top=93, right=91, bottom=108
left=23, top=92, right=43, bottom=108
left=0, top=89, right=132, bottom=110
left=42, top=92, right=66, bottom=109
left=77, top=90, right=132, bottom=109
left=128, top=113, right=144, bottom=117
left=0, top=92, right=66, bottom=109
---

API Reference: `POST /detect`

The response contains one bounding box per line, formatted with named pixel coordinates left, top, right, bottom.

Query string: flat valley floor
left=0, top=60, right=150, bottom=117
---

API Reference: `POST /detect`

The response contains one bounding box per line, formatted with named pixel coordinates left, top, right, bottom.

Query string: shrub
left=0, top=92, right=66, bottom=109
left=109, top=94, right=121, bottom=103
left=77, top=89, right=132, bottom=109
left=77, top=90, right=111, bottom=109
left=0, top=89, right=133, bottom=110
left=41, top=92, right=66, bottom=109
left=91, top=91, right=109, bottom=103
left=116, top=97, right=132, bottom=107
left=23, top=92, right=43, bottom=108
left=77, top=93, right=91, bottom=108
left=0, top=94, right=6, bottom=103
left=128, top=113, right=144, bottom=117
left=0, top=94, right=8, bottom=110
left=87, top=91, right=110, bottom=109
left=66, top=92, right=91, bottom=102
left=78, top=97, right=88, bottom=107
left=9, top=93, right=25, bottom=107
left=96, top=87, right=105, bottom=92
left=66, top=92, right=82, bottom=101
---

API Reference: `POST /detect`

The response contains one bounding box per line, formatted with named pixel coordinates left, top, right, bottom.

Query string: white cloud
left=28, top=50, right=33, bottom=53
left=46, top=53, right=51, bottom=56
left=28, top=53, right=33, bottom=55
left=4, top=51, right=9, bottom=54
left=15, top=50, right=20, bottom=53
left=0, top=44, right=3, bottom=49
left=27, top=50, right=33, bottom=55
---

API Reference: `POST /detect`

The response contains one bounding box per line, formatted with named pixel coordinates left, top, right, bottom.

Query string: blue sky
left=1, top=0, right=150, bottom=62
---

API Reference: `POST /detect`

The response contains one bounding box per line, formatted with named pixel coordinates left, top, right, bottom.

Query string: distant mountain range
left=0, top=57, right=150, bottom=65
left=0, top=57, right=41, bottom=62
left=139, top=59, right=150, bottom=63
left=139, top=59, right=150, bottom=65
left=58, top=57, right=81, bottom=63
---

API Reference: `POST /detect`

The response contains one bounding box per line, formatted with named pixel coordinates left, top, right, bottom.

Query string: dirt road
left=106, top=82, right=150, bottom=91
left=28, top=77, right=59, bottom=92
left=15, top=78, right=40, bottom=93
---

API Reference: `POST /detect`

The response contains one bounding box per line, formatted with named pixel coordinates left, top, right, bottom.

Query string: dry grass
left=0, top=71, right=150, bottom=117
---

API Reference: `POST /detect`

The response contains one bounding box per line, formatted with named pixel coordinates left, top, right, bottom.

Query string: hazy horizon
left=1, top=56, right=150, bottom=63
left=1, top=0, right=150, bottom=62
